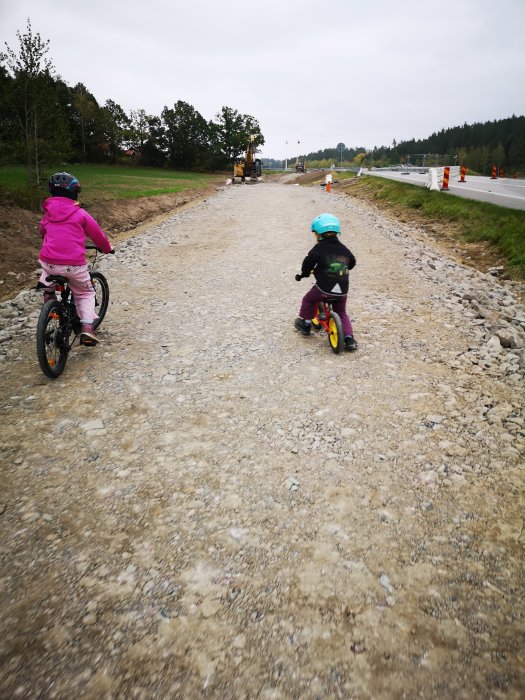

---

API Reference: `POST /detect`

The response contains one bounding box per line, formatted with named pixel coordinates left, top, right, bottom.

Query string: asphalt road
left=364, top=170, right=525, bottom=211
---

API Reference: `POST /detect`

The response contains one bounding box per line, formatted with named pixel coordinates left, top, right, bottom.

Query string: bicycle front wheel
left=91, top=272, right=109, bottom=330
left=328, top=312, right=344, bottom=354
left=36, top=300, right=69, bottom=378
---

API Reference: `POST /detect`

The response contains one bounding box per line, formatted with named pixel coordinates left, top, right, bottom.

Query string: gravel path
left=1, top=182, right=524, bottom=699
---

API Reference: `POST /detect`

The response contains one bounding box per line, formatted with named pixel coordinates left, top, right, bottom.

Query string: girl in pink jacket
left=38, top=172, right=113, bottom=345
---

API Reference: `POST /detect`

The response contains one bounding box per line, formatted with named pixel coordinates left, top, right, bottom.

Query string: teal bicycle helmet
left=311, top=213, right=341, bottom=236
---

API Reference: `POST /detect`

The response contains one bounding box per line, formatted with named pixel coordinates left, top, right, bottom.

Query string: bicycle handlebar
left=86, top=245, right=115, bottom=254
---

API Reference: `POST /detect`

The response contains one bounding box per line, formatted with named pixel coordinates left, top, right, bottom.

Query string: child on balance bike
left=294, top=212, right=357, bottom=351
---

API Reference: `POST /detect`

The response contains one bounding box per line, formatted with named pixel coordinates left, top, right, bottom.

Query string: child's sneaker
left=294, top=317, right=311, bottom=336
left=80, top=324, right=99, bottom=346
left=344, top=335, right=357, bottom=351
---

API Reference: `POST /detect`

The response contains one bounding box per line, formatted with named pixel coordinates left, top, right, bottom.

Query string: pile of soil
left=0, top=183, right=220, bottom=301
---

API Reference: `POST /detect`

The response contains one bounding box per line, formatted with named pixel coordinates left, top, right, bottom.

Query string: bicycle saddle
left=46, top=275, right=69, bottom=284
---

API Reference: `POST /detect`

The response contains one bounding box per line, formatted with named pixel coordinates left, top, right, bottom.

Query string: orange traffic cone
left=459, top=165, right=467, bottom=182
left=491, top=165, right=497, bottom=179
left=442, top=166, right=450, bottom=191
left=326, top=181, right=332, bottom=193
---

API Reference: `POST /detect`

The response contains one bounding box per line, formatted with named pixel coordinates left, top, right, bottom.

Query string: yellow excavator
left=232, top=135, right=262, bottom=183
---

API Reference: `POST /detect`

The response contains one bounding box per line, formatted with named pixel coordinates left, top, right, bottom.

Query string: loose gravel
left=0, top=183, right=524, bottom=699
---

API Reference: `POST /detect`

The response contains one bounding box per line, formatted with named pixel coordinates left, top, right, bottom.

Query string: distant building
left=124, top=148, right=141, bottom=160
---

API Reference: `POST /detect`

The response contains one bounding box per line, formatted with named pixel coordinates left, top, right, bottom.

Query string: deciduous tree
left=209, top=107, right=264, bottom=167
left=1, top=18, right=70, bottom=200
left=162, top=100, right=209, bottom=169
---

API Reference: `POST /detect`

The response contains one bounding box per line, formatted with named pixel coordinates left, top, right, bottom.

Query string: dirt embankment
left=0, top=183, right=221, bottom=301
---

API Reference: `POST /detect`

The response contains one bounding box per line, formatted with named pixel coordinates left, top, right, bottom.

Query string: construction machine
left=232, top=135, right=262, bottom=183
left=295, top=159, right=306, bottom=173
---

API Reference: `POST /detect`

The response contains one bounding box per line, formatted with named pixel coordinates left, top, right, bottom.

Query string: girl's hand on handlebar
left=86, top=244, right=114, bottom=254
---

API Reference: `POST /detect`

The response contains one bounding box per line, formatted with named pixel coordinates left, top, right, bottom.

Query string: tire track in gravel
left=0, top=183, right=523, bottom=699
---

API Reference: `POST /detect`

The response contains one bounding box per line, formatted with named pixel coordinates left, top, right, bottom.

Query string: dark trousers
left=299, top=285, right=354, bottom=337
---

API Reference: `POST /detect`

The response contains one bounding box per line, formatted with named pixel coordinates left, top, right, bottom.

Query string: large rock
left=494, top=325, right=524, bottom=349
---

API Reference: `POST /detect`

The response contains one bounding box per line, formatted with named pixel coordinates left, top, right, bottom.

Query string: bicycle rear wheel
left=328, top=312, right=344, bottom=354
left=91, top=272, right=109, bottom=330
left=36, top=300, right=70, bottom=378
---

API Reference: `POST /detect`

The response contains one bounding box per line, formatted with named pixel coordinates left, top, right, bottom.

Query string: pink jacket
left=39, top=197, right=112, bottom=266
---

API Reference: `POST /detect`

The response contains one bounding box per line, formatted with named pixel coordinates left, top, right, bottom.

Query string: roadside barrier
left=426, top=168, right=440, bottom=191
left=426, top=165, right=460, bottom=191
left=442, top=166, right=450, bottom=191
left=491, top=165, right=498, bottom=179
left=459, top=165, right=467, bottom=182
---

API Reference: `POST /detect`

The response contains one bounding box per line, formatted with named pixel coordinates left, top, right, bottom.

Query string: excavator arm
left=232, top=134, right=261, bottom=183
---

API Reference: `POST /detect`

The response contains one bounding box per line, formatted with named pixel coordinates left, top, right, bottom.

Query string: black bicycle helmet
left=48, top=172, right=81, bottom=199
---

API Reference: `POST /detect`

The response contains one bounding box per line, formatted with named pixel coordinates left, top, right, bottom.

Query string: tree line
left=280, top=120, right=525, bottom=174
left=364, top=116, right=525, bottom=173
left=262, top=144, right=367, bottom=170
left=0, top=20, right=264, bottom=189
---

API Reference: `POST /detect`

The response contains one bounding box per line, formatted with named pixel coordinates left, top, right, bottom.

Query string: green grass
left=335, top=171, right=358, bottom=181
left=348, top=176, right=525, bottom=278
left=0, top=164, right=217, bottom=207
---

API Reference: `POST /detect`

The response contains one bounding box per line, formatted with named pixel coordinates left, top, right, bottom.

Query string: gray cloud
left=1, top=0, right=524, bottom=158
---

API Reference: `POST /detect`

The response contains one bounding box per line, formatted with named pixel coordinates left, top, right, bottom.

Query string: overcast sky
left=1, top=1, right=524, bottom=159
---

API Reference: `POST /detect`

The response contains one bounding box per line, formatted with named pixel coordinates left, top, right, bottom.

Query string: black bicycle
left=36, top=246, right=112, bottom=378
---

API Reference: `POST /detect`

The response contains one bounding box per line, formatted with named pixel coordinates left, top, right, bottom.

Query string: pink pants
left=39, top=261, right=96, bottom=324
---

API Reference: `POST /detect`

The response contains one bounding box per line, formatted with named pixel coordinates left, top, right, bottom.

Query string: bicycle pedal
left=80, top=337, right=97, bottom=347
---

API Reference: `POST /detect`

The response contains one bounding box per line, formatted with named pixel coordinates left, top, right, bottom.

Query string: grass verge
left=342, top=176, right=525, bottom=279
left=0, top=164, right=219, bottom=208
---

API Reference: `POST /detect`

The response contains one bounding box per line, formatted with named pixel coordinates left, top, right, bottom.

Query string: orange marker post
left=459, top=165, right=467, bottom=182
left=442, top=166, right=450, bottom=191
left=326, top=181, right=332, bottom=193
left=491, top=165, right=498, bottom=179
left=499, top=166, right=505, bottom=178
